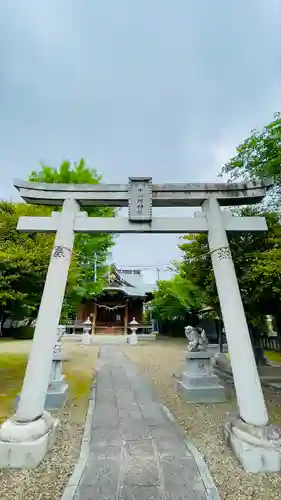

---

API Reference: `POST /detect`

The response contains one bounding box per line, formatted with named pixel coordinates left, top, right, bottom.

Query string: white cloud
left=0, top=0, right=280, bottom=267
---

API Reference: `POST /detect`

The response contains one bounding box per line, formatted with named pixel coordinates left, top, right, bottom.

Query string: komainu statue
left=184, top=325, right=208, bottom=352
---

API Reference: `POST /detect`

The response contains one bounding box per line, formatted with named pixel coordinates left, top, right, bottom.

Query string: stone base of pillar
left=177, top=351, right=226, bottom=403
left=225, top=417, right=281, bottom=473
left=0, top=411, right=59, bottom=469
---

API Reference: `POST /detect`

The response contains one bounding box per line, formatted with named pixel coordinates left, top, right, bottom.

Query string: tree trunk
left=273, top=314, right=281, bottom=353
left=215, top=318, right=224, bottom=353
left=0, top=314, right=10, bottom=337
left=248, top=323, right=267, bottom=366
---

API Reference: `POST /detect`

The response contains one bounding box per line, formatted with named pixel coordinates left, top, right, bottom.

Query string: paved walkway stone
left=74, top=346, right=217, bottom=500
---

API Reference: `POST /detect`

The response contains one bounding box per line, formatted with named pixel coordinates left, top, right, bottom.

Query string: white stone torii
left=0, top=176, right=280, bottom=473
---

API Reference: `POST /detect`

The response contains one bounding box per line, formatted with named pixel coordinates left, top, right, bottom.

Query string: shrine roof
left=100, top=267, right=156, bottom=298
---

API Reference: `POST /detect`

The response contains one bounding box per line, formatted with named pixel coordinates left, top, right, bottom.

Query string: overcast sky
left=0, top=1, right=280, bottom=282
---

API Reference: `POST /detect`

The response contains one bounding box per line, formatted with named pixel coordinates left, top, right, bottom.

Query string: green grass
left=64, top=367, right=94, bottom=400
left=0, top=344, right=98, bottom=425
left=226, top=350, right=281, bottom=365
left=265, top=350, right=281, bottom=364
left=0, top=353, right=28, bottom=423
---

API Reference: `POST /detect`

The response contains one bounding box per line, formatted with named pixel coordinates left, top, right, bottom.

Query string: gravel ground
left=122, top=340, right=281, bottom=500
left=1, top=339, right=281, bottom=500
left=0, top=341, right=99, bottom=500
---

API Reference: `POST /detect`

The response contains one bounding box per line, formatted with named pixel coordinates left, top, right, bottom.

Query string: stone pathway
left=74, top=346, right=218, bottom=500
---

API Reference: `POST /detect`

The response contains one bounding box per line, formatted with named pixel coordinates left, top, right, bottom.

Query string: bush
left=2, top=326, right=34, bottom=340
left=158, top=319, right=186, bottom=337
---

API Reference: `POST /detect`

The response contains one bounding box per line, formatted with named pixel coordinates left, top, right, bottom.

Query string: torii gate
left=1, top=177, right=280, bottom=472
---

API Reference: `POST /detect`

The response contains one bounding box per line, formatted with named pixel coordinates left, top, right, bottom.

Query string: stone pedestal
left=82, top=332, right=92, bottom=345
left=213, top=353, right=281, bottom=386
left=128, top=332, right=138, bottom=345
left=225, top=417, right=281, bottom=473
left=45, top=350, right=68, bottom=410
left=177, top=351, right=226, bottom=403
left=82, top=317, right=92, bottom=345
left=212, top=352, right=232, bottom=379
left=208, top=344, right=228, bottom=356
left=15, top=332, right=68, bottom=411
left=128, top=318, right=139, bottom=345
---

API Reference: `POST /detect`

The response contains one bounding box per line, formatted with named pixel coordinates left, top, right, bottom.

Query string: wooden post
left=92, top=303, right=97, bottom=334
left=124, top=303, right=128, bottom=335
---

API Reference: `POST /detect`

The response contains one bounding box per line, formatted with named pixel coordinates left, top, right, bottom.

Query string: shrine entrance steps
left=69, top=346, right=219, bottom=500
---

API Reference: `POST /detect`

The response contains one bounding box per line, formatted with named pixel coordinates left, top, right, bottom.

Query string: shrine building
left=75, top=266, right=156, bottom=335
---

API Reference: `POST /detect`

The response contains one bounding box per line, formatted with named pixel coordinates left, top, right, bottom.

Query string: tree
left=219, top=112, right=281, bottom=347
left=29, top=159, right=115, bottom=318
left=179, top=206, right=281, bottom=360
left=150, top=270, right=205, bottom=335
left=0, top=202, right=54, bottom=322
left=220, top=112, right=281, bottom=207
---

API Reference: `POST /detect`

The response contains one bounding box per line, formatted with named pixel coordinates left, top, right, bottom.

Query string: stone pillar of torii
left=0, top=177, right=280, bottom=472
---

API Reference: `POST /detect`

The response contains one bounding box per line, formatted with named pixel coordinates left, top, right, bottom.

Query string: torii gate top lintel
left=13, top=177, right=272, bottom=208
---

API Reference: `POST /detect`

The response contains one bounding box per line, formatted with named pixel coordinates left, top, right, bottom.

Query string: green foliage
left=4, top=326, right=34, bottom=340
left=151, top=271, right=205, bottom=322
left=29, top=158, right=102, bottom=185
left=179, top=234, right=217, bottom=310
left=28, top=159, right=115, bottom=318
left=179, top=206, right=281, bottom=328
left=220, top=112, right=281, bottom=207
left=234, top=209, right=281, bottom=322
left=0, top=159, right=115, bottom=323
left=152, top=114, right=281, bottom=337
left=0, top=202, right=54, bottom=320
left=219, top=113, right=281, bottom=336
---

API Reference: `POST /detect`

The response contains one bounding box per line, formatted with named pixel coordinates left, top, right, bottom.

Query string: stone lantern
left=128, top=317, right=139, bottom=345
left=82, top=317, right=92, bottom=345
left=45, top=324, right=68, bottom=409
